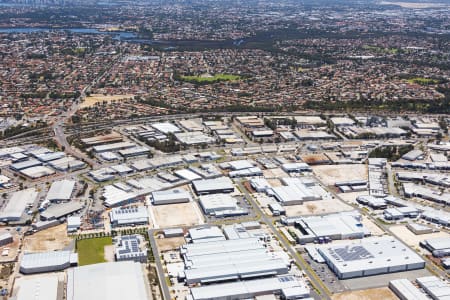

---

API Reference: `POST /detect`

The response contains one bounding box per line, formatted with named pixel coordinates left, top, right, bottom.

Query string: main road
left=52, top=55, right=122, bottom=169
left=235, top=181, right=332, bottom=300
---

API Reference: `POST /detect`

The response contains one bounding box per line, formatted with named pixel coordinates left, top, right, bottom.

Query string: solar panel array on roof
left=332, top=246, right=374, bottom=262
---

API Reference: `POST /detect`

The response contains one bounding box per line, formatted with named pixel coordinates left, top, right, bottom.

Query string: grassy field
left=76, top=237, right=112, bottom=266
left=180, top=73, right=241, bottom=84
left=407, top=77, right=440, bottom=85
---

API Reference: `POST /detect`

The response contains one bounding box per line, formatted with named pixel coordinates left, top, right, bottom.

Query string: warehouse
left=293, top=212, right=369, bottom=243
left=175, top=169, right=202, bottom=181
left=81, top=132, right=123, bottom=146
left=92, top=141, right=136, bottom=153
left=102, top=186, right=137, bottom=207
left=20, top=250, right=78, bottom=274
left=40, top=201, right=84, bottom=221
left=67, top=216, right=81, bottom=233
left=180, top=238, right=289, bottom=285
left=199, top=194, right=248, bottom=217
left=192, top=177, right=234, bottom=195
left=401, top=150, right=424, bottom=161
left=151, top=188, right=192, bottom=205
left=0, top=188, right=38, bottom=222
left=269, top=178, right=321, bottom=206
left=416, top=276, right=450, bottom=300
left=250, top=178, right=271, bottom=192
left=46, top=180, right=76, bottom=202
left=420, top=237, right=450, bottom=257
left=10, top=159, right=42, bottom=171
left=389, top=279, right=429, bottom=300
left=189, top=275, right=310, bottom=300
left=114, top=235, right=147, bottom=263
left=49, top=157, right=85, bottom=171
left=151, top=122, right=181, bottom=134
left=109, top=206, right=148, bottom=227
left=66, top=261, right=149, bottom=300
left=281, top=163, right=312, bottom=173
left=356, top=195, right=387, bottom=209
left=20, top=165, right=55, bottom=178
left=318, top=236, right=425, bottom=279
left=175, top=132, right=215, bottom=145
left=0, top=232, right=13, bottom=247
left=15, top=275, right=59, bottom=300
left=118, top=146, right=149, bottom=157
left=229, top=167, right=263, bottom=178
left=383, top=207, right=420, bottom=220
left=35, top=151, right=66, bottom=162
left=188, top=226, right=226, bottom=243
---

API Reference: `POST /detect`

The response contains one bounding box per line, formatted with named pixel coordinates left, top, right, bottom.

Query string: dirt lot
left=390, top=224, right=450, bottom=251
left=332, top=287, right=398, bottom=300
left=0, top=231, right=20, bottom=263
left=285, top=199, right=353, bottom=216
left=80, top=94, right=134, bottom=108
left=157, top=237, right=186, bottom=252
left=151, top=202, right=204, bottom=228
left=23, top=224, right=72, bottom=251
left=361, top=216, right=385, bottom=236
left=104, top=245, right=115, bottom=262
left=262, top=168, right=288, bottom=179
left=312, top=164, right=368, bottom=186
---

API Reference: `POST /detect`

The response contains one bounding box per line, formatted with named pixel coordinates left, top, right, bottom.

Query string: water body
left=0, top=27, right=246, bottom=49
left=0, top=27, right=138, bottom=40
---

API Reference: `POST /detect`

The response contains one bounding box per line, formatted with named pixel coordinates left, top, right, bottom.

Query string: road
left=148, top=229, right=171, bottom=300
left=52, top=55, right=122, bottom=168
left=236, top=181, right=331, bottom=300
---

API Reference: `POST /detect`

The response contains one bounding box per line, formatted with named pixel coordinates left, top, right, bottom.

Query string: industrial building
left=0, top=188, right=38, bottom=222
left=291, top=212, right=369, bottom=243
left=20, top=250, right=78, bottom=274
left=114, top=235, right=147, bottom=263
left=420, top=237, right=450, bottom=257
left=180, top=238, right=289, bottom=285
left=250, top=178, right=271, bottom=192
left=151, top=188, right=192, bottom=205
left=0, top=232, right=13, bottom=247
left=188, top=226, right=226, bottom=243
left=67, top=216, right=81, bottom=233
left=189, top=275, right=310, bottom=300
left=199, top=194, right=248, bottom=217
left=402, top=150, right=424, bottom=161
left=102, top=185, right=137, bottom=207
left=46, top=180, right=76, bottom=202
left=389, top=279, right=429, bottom=300
left=269, top=178, right=321, bottom=206
left=318, top=236, right=425, bottom=279
left=416, top=276, right=450, bottom=300
left=356, top=195, right=387, bottom=209
left=92, top=141, right=137, bottom=153
left=66, top=261, right=149, bottom=300
left=40, top=201, right=84, bottom=221
left=383, top=207, right=420, bottom=220
left=192, top=177, right=234, bottom=195
left=281, top=163, right=312, bottom=173
left=109, top=206, right=148, bottom=227
left=48, top=157, right=85, bottom=171
left=15, top=275, right=59, bottom=300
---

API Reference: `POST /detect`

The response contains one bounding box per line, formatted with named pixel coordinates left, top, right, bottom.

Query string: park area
left=179, top=73, right=241, bottom=84
left=76, top=236, right=112, bottom=266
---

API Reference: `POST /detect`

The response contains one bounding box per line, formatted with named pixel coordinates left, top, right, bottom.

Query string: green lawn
left=180, top=73, right=241, bottom=84
left=407, top=77, right=440, bottom=85
left=76, top=237, right=112, bottom=266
